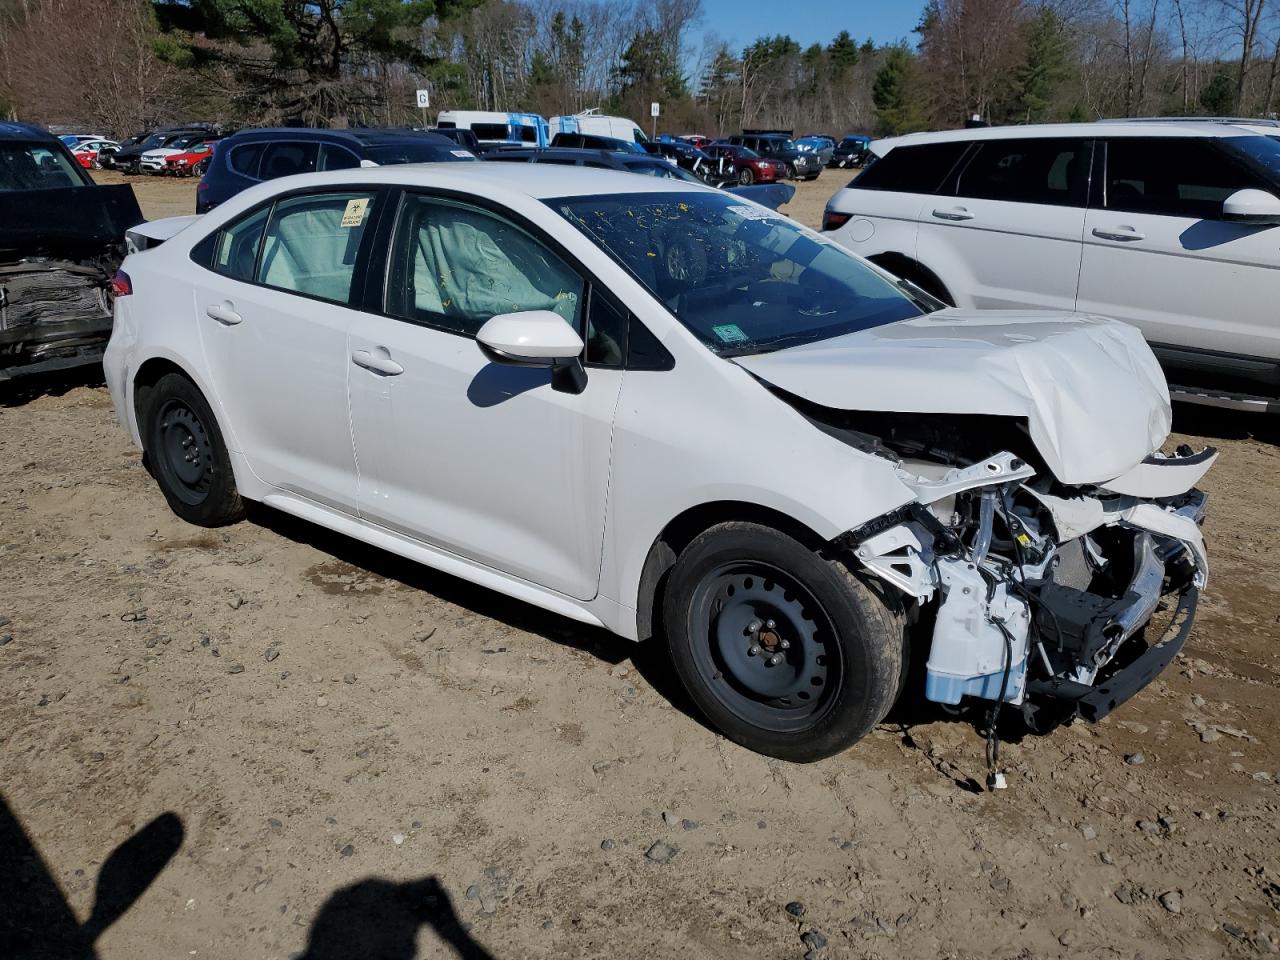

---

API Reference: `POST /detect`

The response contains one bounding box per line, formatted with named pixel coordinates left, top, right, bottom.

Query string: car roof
left=244, top=161, right=717, bottom=200
left=874, top=120, right=1267, bottom=151
left=0, top=121, right=61, bottom=144
left=224, top=127, right=455, bottom=147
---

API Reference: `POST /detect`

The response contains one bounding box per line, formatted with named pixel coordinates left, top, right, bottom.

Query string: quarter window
left=852, top=142, right=969, bottom=195
left=256, top=192, right=377, bottom=304
left=955, top=138, right=1089, bottom=206
left=211, top=206, right=270, bottom=281
left=229, top=143, right=265, bottom=178
left=1104, top=137, right=1268, bottom=219
left=385, top=195, right=583, bottom=338
left=318, top=144, right=361, bottom=171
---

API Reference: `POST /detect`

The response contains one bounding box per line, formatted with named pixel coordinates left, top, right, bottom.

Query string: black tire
left=663, top=522, right=903, bottom=762
left=738, top=167, right=754, bottom=185
left=142, top=373, right=245, bottom=526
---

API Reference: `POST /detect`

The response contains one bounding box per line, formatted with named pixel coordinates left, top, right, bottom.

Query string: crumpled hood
left=734, top=309, right=1172, bottom=486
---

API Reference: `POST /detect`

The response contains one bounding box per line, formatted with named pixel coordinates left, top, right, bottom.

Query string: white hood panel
left=735, top=309, right=1172, bottom=486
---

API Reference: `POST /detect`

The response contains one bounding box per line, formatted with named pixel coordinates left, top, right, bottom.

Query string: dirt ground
left=2, top=169, right=1278, bottom=960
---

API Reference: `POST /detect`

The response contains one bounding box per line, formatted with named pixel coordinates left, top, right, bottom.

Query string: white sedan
left=105, top=164, right=1214, bottom=762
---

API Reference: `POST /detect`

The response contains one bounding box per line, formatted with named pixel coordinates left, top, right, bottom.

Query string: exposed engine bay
left=824, top=406, right=1212, bottom=737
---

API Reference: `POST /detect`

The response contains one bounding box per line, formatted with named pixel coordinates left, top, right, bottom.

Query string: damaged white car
left=103, top=165, right=1213, bottom=763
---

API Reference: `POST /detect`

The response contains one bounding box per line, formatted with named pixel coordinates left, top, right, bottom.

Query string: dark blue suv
left=196, top=128, right=475, bottom=213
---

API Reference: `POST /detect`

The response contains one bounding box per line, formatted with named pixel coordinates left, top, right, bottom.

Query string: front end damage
left=841, top=439, right=1212, bottom=730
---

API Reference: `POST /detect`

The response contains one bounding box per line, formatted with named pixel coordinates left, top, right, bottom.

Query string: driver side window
left=384, top=195, right=584, bottom=338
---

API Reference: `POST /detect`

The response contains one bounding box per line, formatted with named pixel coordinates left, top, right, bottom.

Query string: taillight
left=111, top=270, right=132, bottom=297
left=822, top=211, right=852, bottom=232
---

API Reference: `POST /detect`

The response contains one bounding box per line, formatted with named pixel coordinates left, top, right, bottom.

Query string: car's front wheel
left=663, top=522, right=903, bottom=762
left=738, top=167, right=754, bottom=185
left=142, top=373, right=245, bottom=527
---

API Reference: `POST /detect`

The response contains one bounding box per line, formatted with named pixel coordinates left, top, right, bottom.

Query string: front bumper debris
left=846, top=448, right=1211, bottom=722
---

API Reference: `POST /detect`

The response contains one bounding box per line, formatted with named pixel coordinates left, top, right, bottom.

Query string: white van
left=549, top=109, right=648, bottom=144
left=822, top=121, right=1280, bottom=411
left=435, top=111, right=549, bottom=147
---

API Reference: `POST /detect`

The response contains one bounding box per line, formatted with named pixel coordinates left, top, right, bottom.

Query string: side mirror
left=476, top=310, right=587, bottom=394
left=1222, top=188, right=1280, bottom=226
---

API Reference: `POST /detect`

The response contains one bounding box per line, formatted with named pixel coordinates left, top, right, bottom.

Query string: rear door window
left=955, top=138, right=1090, bottom=206
left=852, top=142, right=969, bottom=194
left=256, top=192, right=378, bottom=304
left=1103, top=137, right=1270, bottom=219
left=259, top=142, right=319, bottom=180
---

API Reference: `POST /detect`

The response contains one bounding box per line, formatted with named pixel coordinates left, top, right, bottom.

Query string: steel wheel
left=155, top=399, right=215, bottom=506
left=688, top=561, right=839, bottom=733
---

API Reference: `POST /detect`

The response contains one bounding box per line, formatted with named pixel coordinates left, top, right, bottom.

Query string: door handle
left=206, top=302, right=242, bottom=325
left=351, top=348, right=404, bottom=377
left=932, top=206, right=975, bottom=221
left=1092, top=225, right=1146, bottom=242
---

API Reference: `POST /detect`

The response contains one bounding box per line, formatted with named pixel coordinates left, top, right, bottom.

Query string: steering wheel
left=662, top=234, right=708, bottom=286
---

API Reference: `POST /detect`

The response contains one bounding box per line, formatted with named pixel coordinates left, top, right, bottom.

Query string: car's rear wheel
left=142, top=373, right=245, bottom=527
left=663, top=522, right=903, bottom=762
left=738, top=168, right=754, bottom=185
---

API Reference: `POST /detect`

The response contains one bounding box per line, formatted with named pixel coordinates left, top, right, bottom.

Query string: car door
left=347, top=191, right=624, bottom=601
left=915, top=137, right=1091, bottom=311
left=190, top=188, right=383, bottom=512
left=1077, top=136, right=1280, bottom=362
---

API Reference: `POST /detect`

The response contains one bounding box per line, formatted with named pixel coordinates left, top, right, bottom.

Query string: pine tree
left=1011, top=8, right=1068, bottom=122
left=872, top=46, right=923, bottom=135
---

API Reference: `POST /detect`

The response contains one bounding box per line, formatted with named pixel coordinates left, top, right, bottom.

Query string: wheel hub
left=706, top=572, right=830, bottom=708
left=158, top=403, right=212, bottom=498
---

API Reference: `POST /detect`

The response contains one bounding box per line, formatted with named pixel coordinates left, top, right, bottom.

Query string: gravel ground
left=1, top=168, right=1277, bottom=960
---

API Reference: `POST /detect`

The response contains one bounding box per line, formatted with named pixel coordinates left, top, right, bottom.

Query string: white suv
left=823, top=122, right=1280, bottom=412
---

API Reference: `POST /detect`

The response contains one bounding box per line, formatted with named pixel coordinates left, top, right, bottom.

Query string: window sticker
left=726, top=204, right=779, bottom=222
left=712, top=323, right=749, bottom=344
left=340, top=198, right=370, bottom=228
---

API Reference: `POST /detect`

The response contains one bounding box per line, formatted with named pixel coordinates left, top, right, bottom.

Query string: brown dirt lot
left=1, top=168, right=1278, bottom=960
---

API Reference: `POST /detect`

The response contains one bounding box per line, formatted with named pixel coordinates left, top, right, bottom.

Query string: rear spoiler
left=126, top=215, right=203, bottom=253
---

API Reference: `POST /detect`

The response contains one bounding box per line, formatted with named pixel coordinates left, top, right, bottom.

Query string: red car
left=70, top=139, right=119, bottom=170
left=164, top=140, right=218, bottom=176
left=703, top=143, right=788, bottom=185
left=678, top=134, right=711, bottom=150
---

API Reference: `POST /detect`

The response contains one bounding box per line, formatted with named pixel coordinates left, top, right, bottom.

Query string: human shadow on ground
left=297, top=875, right=496, bottom=960
left=0, top=792, right=183, bottom=960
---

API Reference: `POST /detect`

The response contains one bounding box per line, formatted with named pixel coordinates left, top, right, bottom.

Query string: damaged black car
left=0, top=121, right=143, bottom=382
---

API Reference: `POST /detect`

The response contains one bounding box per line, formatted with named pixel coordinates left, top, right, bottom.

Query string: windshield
left=0, top=143, right=86, bottom=191
left=760, top=138, right=797, bottom=153
left=1222, top=135, right=1280, bottom=186
left=365, top=142, right=476, bottom=164
left=550, top=191, right=921, bottom=356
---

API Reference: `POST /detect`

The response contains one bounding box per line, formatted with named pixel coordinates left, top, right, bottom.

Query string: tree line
left=0, top=0, right=1276, bottom=138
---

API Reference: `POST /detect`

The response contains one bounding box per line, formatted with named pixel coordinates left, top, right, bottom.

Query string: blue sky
left=696, top=0, right=925, bottom=55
